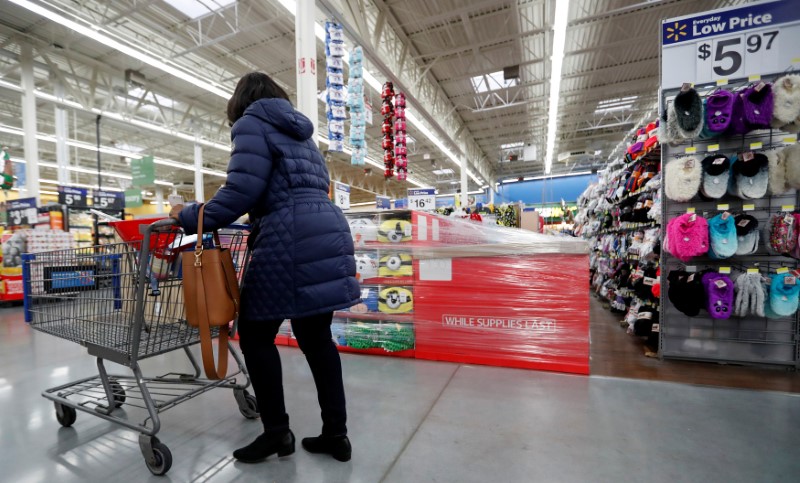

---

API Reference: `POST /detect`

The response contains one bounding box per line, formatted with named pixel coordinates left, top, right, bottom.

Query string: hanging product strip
left=575, top=120, right=663, bottom=348
left=659, top=72, right=800, bottom=368
left=324, top=21, right=346, bottom=152
left=347, top=45, right=366, bottom=166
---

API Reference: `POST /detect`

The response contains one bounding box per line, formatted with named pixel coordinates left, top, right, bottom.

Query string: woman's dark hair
left=227, top=72, right=291, bottom=125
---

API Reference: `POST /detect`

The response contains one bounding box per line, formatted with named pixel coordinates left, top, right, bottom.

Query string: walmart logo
left=665, top=21, right=688, bottom=41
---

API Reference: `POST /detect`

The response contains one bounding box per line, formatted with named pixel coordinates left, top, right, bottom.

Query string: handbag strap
left=195, top=204, right=222, bottom=250
left=194, top=204, right=229, bottom=380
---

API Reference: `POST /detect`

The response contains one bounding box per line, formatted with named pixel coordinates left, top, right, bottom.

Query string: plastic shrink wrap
left=318, top=209, right=591, bottom=374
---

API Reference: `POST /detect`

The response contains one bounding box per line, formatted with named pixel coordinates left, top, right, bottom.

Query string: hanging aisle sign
left=376, top=195, right=391, bottom=210
left=334, top=182, right=350, bottom=210
left=58, top=186, right=88, bottom=207
left=661, top=0, right=800, bottom=88
left=408, top=188, right=436, bottom=211
left=7, top=197, right=37, bottom=226
left=132, top=155, right=155, bottom=187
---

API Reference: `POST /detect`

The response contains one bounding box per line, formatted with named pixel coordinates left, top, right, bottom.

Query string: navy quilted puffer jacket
left=179, top=98, right=361, bottom=321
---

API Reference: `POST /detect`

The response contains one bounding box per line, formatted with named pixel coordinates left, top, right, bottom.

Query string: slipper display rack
left=576, top=122, right=663, bottom=350
left=659, top=73, right=800, bottom=368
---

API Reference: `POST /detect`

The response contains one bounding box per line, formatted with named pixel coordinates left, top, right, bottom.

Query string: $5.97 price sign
left=696, top=30, right=779, bottom=81
left=661, top=1, right=800, bottom=89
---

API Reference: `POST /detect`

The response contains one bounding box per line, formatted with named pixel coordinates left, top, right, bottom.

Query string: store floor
left=589, top=294, right=800, bottom=393
left=2, top=306, right=799, bottom=483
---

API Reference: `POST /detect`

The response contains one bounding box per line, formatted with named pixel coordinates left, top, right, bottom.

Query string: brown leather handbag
left=182, top=204, right=241, bottom=379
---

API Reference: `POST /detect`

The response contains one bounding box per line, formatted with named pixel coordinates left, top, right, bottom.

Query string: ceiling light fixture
left=544, top=0, right=570, bottom=174
left=8, top=0, right=231, bottom=98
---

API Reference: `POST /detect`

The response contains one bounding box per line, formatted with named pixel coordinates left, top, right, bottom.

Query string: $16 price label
left=696, top=30, right=779, bottom=81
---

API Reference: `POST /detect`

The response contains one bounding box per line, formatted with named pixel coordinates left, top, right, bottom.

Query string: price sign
left=662, top=1, right=799, bottom=88
left=376, top=195, right=391, bottom=210
left=92, top=190, right=125, bottom=211
left=334, top=182, right=350, bottom=210
left=408, top=188, right=436, bottom=211
left=58, top=186, right=88, bottom=207
left=7, top=197, right=37, bottom=227
left=394, top=198, right=408, bottom=209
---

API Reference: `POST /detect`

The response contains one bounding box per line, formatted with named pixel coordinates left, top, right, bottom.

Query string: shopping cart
left=21, top=218, right=257, bottom=476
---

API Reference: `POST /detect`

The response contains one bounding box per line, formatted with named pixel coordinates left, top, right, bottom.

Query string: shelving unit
left=659, top=75, right=800, bottom=368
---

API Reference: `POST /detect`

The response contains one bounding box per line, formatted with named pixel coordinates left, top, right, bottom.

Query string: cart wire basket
left=22, top=218, right=258, bottom=476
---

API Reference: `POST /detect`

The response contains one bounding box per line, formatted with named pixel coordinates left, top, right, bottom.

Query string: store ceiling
left=0, top=0, right=755, bottom=203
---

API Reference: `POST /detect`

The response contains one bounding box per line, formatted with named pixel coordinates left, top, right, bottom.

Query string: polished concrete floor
left=1, top=306, right=799, bottom=483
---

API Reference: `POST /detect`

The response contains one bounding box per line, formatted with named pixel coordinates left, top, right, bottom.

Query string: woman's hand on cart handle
left=169, top=204, right=184, bottom=223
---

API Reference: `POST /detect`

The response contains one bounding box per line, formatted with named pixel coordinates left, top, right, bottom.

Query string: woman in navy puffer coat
left=172, top=72, right=359, bottom=464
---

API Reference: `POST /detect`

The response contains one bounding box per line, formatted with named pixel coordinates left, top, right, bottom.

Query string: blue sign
left=407, top=188, right=436, bottom=197
left=7, top=197, right=37, bottom=226
left=13, top=162, right=25, bottom=188
left=395, top=198, right=408, bottom=209
left=662, top=0, right=796, bottom=45
left=376, top=195, right=391, bottom=209
left=92, top=190, right=125, bottom=211
left=58, top=186, right=88, bottom=207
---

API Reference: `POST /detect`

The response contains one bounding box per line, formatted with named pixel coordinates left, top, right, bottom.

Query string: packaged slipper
left=666, top=213, right=709, bottom=262
left=766, top=148, right=790, bottom=195
left=668, top=87, right=704, bottom=140
left=733, top=214, right=759, bottom=255
left=742, top=82, right=774, bottom=130
left=705, top=89, right=736, bottom=133
left=664, top=157, right=701, bottom=201
left=766, top=212, right=797, bottom=255
left=731, top=152, right=769, bottom=199
left=702, top=272, right=734, bottom=319
left=768, top=273, right=800, bottom=317
left=699, top=154, right=730, bottom=199
left=771, top=74, right=800, bottom=128
left=781, top=143, right=800, bottom=189
left=707, top=212, right=738, bottom=259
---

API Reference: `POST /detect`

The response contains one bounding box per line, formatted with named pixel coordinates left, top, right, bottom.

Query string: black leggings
left=237, top=312, right=347, bottom=437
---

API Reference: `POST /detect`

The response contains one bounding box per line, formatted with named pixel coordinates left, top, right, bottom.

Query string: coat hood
left=244, top=98, right=314, bottom=141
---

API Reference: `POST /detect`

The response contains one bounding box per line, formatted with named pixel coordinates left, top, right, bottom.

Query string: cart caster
left=109, top=380, right=126, bottom=408
left=142, top=437, right=172, bottom=476
left=234, top=389, right=259, bottom=419
left=54, top=402, right=77, bottom=427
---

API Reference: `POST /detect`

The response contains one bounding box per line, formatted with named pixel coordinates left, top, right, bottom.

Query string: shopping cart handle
left=140, top=217, right=179, bottom=235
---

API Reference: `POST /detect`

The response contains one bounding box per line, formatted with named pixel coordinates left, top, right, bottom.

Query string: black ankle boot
left=233, top=429, right=295, bottom=463
left=301, top=434, right=352, bottom=462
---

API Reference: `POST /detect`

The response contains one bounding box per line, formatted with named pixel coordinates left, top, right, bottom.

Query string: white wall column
left=54, top=79, right=70, bottom=185
left=20, top=43, right=40, bottom=201
left=489, top=186, right=495, bottom=205
left=460, top=150, right=469, bottom=210
left=295, top=0, right=318, bottom=139
left=194, top=143, right=205, bottom=202
left=155, top=187, right=165, bottom=214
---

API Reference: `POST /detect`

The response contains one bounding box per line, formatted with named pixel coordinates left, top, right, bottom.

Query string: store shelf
left=360, top=276, right=414, bottom=285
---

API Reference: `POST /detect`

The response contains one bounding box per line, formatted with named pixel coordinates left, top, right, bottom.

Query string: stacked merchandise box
left=327, top=210, right=591, bottom=374
left=575, top=120, right=662, bottom=349
left=1, top=229, right=74, bottom=302
left=659, top=74, right=800, bottom=367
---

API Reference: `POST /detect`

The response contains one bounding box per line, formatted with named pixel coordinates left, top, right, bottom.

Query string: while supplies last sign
left=661, top=0, right=800, bottom=88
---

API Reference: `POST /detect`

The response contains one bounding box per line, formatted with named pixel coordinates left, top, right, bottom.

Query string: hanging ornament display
left=325, top=22, right=346, bottom=152
left=1, top=147, right=14, bottom=191
left=394, top=92, right=408, bottom=181
left=381, top=82, right=395, bottom=178
left=347, top=46, right=366, bottom=166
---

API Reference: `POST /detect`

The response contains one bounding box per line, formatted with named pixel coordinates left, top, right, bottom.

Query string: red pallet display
left=343, top=210, right=590, bottom=375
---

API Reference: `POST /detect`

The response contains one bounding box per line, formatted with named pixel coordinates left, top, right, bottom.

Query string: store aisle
left=1, top=306, right=799, bottom=483
left=589, top=294, right=800, bottom=393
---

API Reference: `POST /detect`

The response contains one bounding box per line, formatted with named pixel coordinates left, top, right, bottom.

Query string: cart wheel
left=54, top=402, right=77, bottom=427
left=109, top=380, right=126, bottom=408
left=144, top=437, right=172, bottom=476
left=235, top=390, right=259, bottom=419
